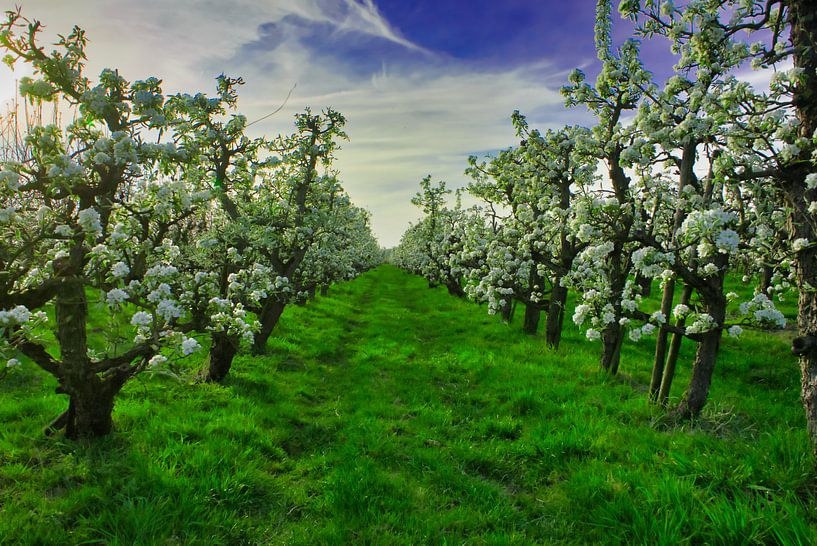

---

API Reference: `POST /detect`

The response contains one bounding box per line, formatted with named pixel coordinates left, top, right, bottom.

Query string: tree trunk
left=523, top=302, right=540, bottom=335
left=64, top=385, right=117, bottom=439
left=673, top=297, right=726, bottom=419
left=786, top=0, right=817, bottom=457
left=649, top=278, right=676, bottom=401
left=600, top=322, right=623, bottom=375
left=203, top=331, right=240, bottom=382
left=253, top=300, right=286, bottom=355
left=545, top=282, right=568, bottom=349
left=795, top=255, right=817, bottom=455
left=635, top=272, right=652, bottom=297
left=55, top=275, right=123, bottom=438
left=658, top=285, right=693, bottom=406
left=658, top=328, right=683, bottom=406
left=791, top=191, right=817, bottom=454
left=320, top=284, right=329, bottom=297
left=446, top=280, right=465, bottom=298
left=759, top=266, right=774, bottom=295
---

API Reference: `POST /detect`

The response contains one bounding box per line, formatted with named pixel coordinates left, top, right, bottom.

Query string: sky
left=0, top=0, right=681, bottom=246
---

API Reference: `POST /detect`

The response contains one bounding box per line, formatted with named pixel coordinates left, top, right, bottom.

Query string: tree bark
left=545, top=282, right=568, bottom=349
left=649, top=278, right=676, bottom=401
left=635, top=272, right=652, bottom=297
left=203, top=331, right=240, bottom=382
left=759, top=266, right=774, bottom=295
left=523, top=302, right=540, bottom=335
left=786, top=0, right=817, bottom=457
left=446, top=280, right=465, bottom=298
left=600, top=322, right=623, bottom=375
left=673, top=295, right=726, bottom=419
left=64, top=385, right=118, bottom=439
left=658, top=285, right=693, bottom=406
left=55, top=275, right=124, bottom=438
left=253, top=300, right=286, bottom=355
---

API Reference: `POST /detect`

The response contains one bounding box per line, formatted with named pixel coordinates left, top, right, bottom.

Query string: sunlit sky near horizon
left=0, top=0, right=683, bottom=246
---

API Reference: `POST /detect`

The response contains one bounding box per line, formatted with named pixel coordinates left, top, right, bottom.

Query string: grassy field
left=1, top=264, right=815, bottom=544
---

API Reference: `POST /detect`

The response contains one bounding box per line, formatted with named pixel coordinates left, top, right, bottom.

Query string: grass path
left=1, top=265, right=815, bottom=544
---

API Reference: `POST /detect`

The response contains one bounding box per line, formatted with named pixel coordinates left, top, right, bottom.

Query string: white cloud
left=0, top=1, right=575, bottom=246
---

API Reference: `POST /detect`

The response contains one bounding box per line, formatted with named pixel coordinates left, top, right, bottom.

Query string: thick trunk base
left=203, top=332, right=240, bottom=382
left=446, top=281, right=465, bottom=298
left=673, top=331, right=721, bottom=419
left=62, top=388, right=117, bottom=439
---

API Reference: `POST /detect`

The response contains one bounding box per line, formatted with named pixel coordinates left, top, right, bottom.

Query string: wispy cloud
left=1, top=0, right=581, bottom=246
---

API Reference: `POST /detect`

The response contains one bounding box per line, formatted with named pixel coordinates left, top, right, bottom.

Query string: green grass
left=1, top=264, right=815, bottom=544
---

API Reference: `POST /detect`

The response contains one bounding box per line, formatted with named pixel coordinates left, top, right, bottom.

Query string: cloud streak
left=1, top=1, right=585, bottom=246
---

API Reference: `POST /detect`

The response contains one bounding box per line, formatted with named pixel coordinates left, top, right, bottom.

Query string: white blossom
left=106, top=288, right=129, bottom=306
left=111, top=261, right=130, bottom=278
left=793, top=238, right=810, bottom=252
left=181, top=337, right=201, bottom=355
left=715, top=229, right=740, bottom=253
left=77, top=207, right=102, bottom=235
left=148, top=355, right=167, bottom=368
left=130, top=311, right=152, bottom=327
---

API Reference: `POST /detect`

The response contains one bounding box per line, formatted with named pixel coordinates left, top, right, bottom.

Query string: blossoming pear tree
left=560, top=0, right=653, bottom=374
left=396, top=176, right=469, bottom=298
left=240, top=109, right=351, bottom=355
left=465, top=116, right=595, bottom=345
left=619, top=0, right=817, bottom=448
left=0, top=11, right=237, bottom=437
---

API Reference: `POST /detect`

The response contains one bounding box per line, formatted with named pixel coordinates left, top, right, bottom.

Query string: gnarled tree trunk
left=54, top=275, right=127, bottom=438
left=786, top=0, right=817, bottom=457
left=446, top=280, right=465, bottom=298
left=203, top=331, right=240, bottom=382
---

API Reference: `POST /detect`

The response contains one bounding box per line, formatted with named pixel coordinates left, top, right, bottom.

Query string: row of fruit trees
left=393, top=0, right=817, bottom=453
left=0, top=10, right=381, bottom=438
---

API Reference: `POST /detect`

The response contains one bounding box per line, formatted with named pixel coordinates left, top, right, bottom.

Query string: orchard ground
left=1, top=265, right=815, bottom=544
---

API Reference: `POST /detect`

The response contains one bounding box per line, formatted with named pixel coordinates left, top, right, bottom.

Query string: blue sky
left=1, top=0, right=680, bottom=246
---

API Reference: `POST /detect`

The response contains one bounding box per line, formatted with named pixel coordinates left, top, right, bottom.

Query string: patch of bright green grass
left=0, top=265, right=814, bottom=544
